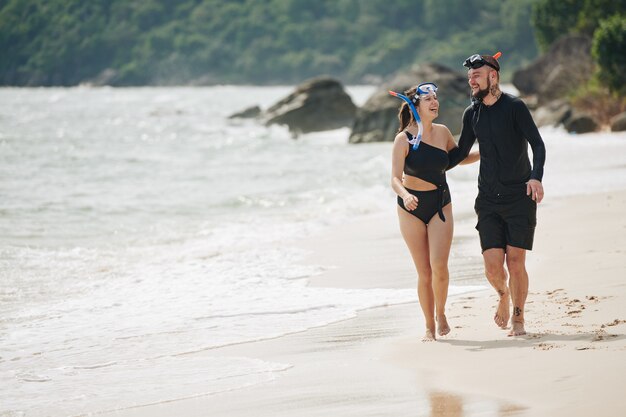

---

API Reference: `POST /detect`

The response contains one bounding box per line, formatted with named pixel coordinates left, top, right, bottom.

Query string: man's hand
left=526, top=179, right=544, bottom=203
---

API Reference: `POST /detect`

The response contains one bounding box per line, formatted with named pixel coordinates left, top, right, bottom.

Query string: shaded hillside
left=0, top=0, right=538, bottom=86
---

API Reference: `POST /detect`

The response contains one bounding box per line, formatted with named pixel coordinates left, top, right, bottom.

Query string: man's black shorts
left=474, top=193, right=537, bottom=252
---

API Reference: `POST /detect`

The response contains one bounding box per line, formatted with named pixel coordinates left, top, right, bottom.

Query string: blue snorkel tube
left=388, top=90, right=423, bottom=150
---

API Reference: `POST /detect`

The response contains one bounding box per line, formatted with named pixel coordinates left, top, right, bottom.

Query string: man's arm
left=446, top=107, right=477, bottom=170
left=514, top=99, right=546, bottom=182
left=514, top=99, right=546, bottom=202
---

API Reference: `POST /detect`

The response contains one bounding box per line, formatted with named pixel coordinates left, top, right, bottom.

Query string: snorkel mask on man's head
left=463, top=52, right=502, bottom=71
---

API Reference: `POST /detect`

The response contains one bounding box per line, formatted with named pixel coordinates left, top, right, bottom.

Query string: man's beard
left=472, top=77, right=491, bottom=100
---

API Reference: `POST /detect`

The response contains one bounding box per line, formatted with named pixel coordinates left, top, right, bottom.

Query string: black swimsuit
left=397, top=131, right=451, bottom=224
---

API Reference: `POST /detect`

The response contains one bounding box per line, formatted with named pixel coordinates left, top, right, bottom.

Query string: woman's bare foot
left=422, top=328, right=436, bottom=342
left=494, top=288, right=510, bottom=329
left=436, top=315, right=450, bottom=336
left=508, top=320, right=526, bottom=336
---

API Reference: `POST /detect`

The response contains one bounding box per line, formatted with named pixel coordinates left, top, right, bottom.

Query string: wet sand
left=103, top=189, right=626, bottom=417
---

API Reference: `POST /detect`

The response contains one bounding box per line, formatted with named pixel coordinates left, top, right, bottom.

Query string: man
left=448, top=52, right=546, bottom=336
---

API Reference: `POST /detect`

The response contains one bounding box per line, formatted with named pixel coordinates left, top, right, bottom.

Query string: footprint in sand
left=601, top=319, right=626, bottom=328
left=592, top=331, right=618, bottom=342
left=534, top=343, right=562, bottom=350
left=546, top=288, right=565, bottom=297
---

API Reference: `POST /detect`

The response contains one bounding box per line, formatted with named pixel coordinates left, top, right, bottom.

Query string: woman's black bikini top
left=403, top=131, right=449, bottom=186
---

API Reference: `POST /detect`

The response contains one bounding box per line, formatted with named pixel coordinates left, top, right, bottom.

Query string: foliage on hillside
left=0, top=0, right=538, bottom=86
left=531, top=0, right=625, bottom=51
left=532, top=0, right=625, bottom=121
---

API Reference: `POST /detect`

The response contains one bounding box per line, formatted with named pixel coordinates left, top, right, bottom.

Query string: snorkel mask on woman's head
left=414, top=82, right=438, bottom=101
left=389, top=82, right=439, bottom=150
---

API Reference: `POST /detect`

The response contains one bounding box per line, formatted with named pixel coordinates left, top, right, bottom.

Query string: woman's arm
left=391, top=133, right=418, bottom=211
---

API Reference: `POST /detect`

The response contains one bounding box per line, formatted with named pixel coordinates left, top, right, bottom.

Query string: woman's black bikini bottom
left=397, top=184, right=451, bottom=225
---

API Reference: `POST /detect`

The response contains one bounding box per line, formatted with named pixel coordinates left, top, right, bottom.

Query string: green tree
left=532, top=0, right=626, bottom=51
left=531, top=0, right=585, bottom=51
left=592, top=14, right=626, bottom=94
left=576, top=0, right=626, bottom=36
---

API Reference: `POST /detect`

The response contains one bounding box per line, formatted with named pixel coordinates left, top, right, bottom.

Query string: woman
left=391, top=83, right=478, bottom=341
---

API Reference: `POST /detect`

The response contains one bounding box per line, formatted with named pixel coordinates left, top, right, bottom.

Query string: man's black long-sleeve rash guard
left=447, top=93, right=546, bottom=200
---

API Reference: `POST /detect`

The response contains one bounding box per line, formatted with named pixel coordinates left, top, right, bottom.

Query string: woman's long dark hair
left=396, top=86, right=419, bottom=134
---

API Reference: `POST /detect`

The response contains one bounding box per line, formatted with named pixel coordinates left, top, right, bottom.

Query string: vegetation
left=532, top=0, right=625, bottom=123
left=531, top=0, right=626, bottom=50
left=570, top=81, right=626, bottom=125
left=592, top=14, right=626, bottom=95
left=0, top=0, right=538, bottom=86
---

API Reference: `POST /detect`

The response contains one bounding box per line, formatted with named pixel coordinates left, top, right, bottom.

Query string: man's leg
left=482, top=248, right=510, bottom=329
left=505, top=246, right=528, bottom=336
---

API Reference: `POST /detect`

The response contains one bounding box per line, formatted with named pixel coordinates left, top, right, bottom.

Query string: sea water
left=1, top=86, right=625, bottom=416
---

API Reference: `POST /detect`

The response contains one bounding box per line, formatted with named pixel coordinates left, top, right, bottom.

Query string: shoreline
left=102, top=189, right=626, bottom=417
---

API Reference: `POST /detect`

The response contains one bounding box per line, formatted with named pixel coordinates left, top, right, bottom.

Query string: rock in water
left=533, top=99, right=573, bottom=127
left=264, top=77, right=356, bottom=135
left=564, top=111, right=599, bottom=134
left=228, top=105, right=261, bottom=119
left=349, top=63, right=469, bottom=143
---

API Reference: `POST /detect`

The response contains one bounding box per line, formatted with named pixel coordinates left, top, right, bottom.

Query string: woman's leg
left=425, top=204, right=454, bottom=336
left=397, top=206, right=435, bottom=341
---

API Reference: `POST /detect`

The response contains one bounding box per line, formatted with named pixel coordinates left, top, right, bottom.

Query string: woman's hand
left=402, top=193, right=419, bottom=211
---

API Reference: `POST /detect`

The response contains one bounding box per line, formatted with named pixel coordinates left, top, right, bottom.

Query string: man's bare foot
left=508, top=320, right=526, bottom=336
left=422, top=328, right=436, bottom=342
left=494, top=288, right=510, bottom=329
left=436, top=315, right=450, bottom=336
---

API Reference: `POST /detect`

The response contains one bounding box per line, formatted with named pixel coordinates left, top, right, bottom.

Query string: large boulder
left=533, top=99, right=573, bottom=127
left=610, top=112, right=626, bottom=132
left=512, top=35, right=594, bottom=104
left=349, top=63, right=469, bottom=144
left=263, top=77, right=357, bottom=135
left=564, top=111, right=599, bottom=134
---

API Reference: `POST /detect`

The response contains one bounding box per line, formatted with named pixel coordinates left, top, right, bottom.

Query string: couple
left=391, top=53, right=546, bottom=342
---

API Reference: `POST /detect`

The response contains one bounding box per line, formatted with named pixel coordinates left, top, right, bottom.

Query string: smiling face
left=417, top=92, right=439, bottom=120
left=468, top=66, right=496, bottom=99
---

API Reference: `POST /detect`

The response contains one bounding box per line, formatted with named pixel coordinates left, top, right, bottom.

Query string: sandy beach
left=4, top=4, right=626, bottom=416
left=103, top=185, right=626, bottom=417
